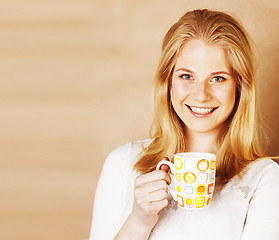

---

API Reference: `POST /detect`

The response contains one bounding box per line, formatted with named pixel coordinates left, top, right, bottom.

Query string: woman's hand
left=114, top=158, right=171, bottom=240
left=131, top=159, right=171, bottom=228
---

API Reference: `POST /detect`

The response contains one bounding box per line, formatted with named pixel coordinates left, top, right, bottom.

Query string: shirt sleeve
left=89, top=143, right=131, bottom=240
left=241, top=161, right=279, bottom=240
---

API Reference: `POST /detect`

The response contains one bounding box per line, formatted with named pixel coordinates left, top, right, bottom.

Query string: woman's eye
left=212, top=76, right=225, bottom=83
left=180, top=74, right=193, bottom=80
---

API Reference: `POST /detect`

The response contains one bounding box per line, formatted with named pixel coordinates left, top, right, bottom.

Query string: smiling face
left=170, top=39, right=237, bottom=135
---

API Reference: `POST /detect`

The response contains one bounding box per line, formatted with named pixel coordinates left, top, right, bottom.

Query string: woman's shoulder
left=104, top=139, right=152, bottom=170
left=245, top=158, right=279, bottom=176
left=107, top=139, right=152, bottom=159
left=223, top=158, right=279, bottom=201
left=232, top=158, right=279, bottom=190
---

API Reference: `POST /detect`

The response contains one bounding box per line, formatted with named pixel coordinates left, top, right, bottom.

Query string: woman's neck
left=185, top=129, right=220, bottom=155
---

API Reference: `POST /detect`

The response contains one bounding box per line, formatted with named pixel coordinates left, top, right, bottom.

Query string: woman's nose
left=193, top=81, right=212, bottom=102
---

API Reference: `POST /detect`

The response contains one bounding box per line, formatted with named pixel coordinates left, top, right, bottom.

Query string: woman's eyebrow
left=175, top=68, right=231, bottom=76
left=210, top=71, right=231, bottom=76
left=175, top=68, right=195, bottom=74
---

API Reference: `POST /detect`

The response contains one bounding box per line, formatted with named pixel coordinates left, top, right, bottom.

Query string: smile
left=186, top=105, right=218, bottom=116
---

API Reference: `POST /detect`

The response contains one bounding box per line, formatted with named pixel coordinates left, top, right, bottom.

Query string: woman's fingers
left=137, top=198, right=169, bottom=218
left=135, top=179, right=167, bottom=195
left=135, top=170, right=171, bottom=186
left=159, top=157, right=171, bottom=173
left=134, top=188, right=168, bottom=218
left=150, top=198, right=169, bottom=212
left=135, top=182, right=168, bottom=202
left=132, top=160, right=172, bottom=226
left=148, top=188, right=168, bottom=203
left=159, top=164, right=170, bottom=173
left=134, top=174, right=169, bottom=215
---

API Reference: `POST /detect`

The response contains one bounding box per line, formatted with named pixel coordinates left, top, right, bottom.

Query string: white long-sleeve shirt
left=89, top=140, right=279, bottom=240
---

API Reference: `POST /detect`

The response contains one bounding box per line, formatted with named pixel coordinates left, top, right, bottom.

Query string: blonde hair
left=134, top=9, right=266, bottom=184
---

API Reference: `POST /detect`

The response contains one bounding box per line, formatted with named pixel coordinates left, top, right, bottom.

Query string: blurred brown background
left=0, top=0, right=278, bottom=239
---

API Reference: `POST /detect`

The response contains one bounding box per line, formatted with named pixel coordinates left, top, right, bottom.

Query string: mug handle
left=156, top=160, right=176, bottom=201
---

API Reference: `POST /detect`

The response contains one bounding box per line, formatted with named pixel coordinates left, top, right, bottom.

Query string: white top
left=89, top=140, right=279, bottom=240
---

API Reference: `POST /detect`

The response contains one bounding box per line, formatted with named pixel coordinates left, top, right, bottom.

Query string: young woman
left=89, top=9, right=279, bottom=240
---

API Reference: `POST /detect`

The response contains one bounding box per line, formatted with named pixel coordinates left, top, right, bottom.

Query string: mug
left=156, top=152, right=216, bottom=210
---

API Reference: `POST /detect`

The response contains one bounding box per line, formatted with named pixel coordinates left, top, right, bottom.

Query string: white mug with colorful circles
left=156, top=152, right=216, bottom=210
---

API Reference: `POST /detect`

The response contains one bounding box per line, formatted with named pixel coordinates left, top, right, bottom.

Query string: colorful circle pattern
left=173, top=158, right=216, bottom=209
left=195, top=184, right=207, bottom=195
left=183, top=172, right=196, bottom=184
left=175, top=158, right=183, bottom=170
left=197, top=159, right=209, bottom=172
left=185, top=197, right=194, bottom=208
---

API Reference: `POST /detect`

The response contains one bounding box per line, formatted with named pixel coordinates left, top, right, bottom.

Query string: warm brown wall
left=1, top=0, right=278, bottom=239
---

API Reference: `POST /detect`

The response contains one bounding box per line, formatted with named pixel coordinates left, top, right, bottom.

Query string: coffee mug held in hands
left=156, top=152, right=216, bottom=210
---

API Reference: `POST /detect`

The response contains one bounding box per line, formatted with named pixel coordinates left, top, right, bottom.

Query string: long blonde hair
left=134, top=9, right=266, bottom=184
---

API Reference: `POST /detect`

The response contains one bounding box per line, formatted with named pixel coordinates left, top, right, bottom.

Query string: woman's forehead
left=174, top=39, right=232, bottom=74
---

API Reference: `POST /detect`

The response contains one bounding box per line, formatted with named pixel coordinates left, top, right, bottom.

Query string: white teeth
left=190, top=106, right=214, bottom=114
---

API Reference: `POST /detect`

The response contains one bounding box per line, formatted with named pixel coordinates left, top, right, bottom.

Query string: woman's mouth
left=186, top=105, right=218, bottom=116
